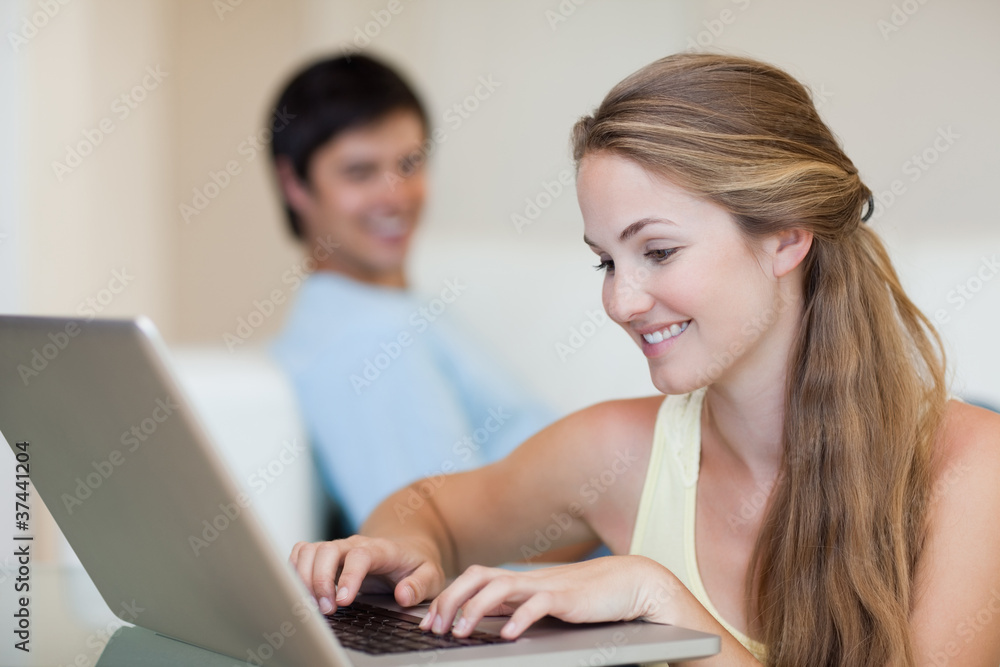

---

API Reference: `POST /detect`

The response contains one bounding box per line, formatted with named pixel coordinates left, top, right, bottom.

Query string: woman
left=290, top=54, right=1000, bottom=666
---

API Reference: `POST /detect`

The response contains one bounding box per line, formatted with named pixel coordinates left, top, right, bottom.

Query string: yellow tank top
left=629, top=388, right=768, bottom=663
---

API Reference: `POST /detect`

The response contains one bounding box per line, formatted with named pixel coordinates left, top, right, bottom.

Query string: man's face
left=288, top=110, right=427, bottom=287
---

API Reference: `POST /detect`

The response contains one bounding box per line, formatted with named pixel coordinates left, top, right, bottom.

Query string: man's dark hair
left=269, top=54, right=429, bottom=239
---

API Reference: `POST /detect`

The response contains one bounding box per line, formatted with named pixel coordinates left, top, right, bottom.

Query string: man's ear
left=769, top=228, right=813, bottom=279
left=274, top=156, right=314, bottom=218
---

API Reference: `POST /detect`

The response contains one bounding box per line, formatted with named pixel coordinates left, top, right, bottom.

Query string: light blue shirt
left=271, top=273, right=555, bottom=531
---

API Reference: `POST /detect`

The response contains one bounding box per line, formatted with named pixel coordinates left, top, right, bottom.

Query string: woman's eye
left=593, top=259, right=615, bottom=273
left=646, top=248, right=677, bottom=262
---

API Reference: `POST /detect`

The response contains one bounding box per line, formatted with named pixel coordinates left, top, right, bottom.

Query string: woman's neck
left=700, top=297, right=800, bottom=483
left=703, top=378, right=785, bottom=484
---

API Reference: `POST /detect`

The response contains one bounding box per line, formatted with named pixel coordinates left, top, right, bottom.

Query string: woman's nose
left=604, top=266, right=654, bottom=323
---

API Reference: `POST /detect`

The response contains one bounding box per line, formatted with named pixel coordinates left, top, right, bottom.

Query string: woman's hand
left=419, top=555, right=683, bottom=639
left=289, top=534, right=446, bottom=614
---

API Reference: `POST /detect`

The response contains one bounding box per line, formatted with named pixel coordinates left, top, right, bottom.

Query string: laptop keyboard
left=326, top=601, right=510, bottom=655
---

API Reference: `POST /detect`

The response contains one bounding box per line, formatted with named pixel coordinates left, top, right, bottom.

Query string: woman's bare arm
left=910, top=401, right=1000, bottom=665
left=291, top=396, right=662, bottom=608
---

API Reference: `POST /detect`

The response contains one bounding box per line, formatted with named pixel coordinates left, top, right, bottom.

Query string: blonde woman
left=290, top=54, right=1000, bottom=666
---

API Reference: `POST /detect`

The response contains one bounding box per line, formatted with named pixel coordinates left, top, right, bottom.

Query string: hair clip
left=861, top=193, right=875, bottom=223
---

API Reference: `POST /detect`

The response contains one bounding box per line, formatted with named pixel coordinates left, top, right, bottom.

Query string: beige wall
left=18, top=0, right=175, bottom=335
left=4, top=0, right=999, bottom=410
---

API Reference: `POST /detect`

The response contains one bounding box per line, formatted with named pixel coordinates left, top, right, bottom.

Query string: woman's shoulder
left=528, top=396, right=664, bottom=485
left=573, top=394, right=666, bottom=426
left=909, top=400, right=1000, bottom=660
left=936, top=399, right=1000, bottom=474
left=926, top=398, right=1000, bottom=529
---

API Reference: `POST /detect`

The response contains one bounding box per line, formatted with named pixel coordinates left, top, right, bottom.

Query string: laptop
left=0, top=315, right=719, bottom=666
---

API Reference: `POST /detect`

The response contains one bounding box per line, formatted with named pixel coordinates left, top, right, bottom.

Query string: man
left=268, top=54, right=554, bottom=533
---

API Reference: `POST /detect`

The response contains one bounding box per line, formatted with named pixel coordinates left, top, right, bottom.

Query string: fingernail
left=455, top=617, right=469, bottom=635
left=502, top=620, right=517, bottom=638
left=432, top=615, right=445, bottom=634
left=419, top=614, right=432, bottom=630
left=319, top=597, right=333, bottom=614
left=401, top=583, right=414, bottom=605
left=336, top=586, right=350, bottom=603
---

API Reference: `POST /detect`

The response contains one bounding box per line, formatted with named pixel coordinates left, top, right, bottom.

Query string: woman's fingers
left=420, top=564, right=497, bottom=633
left=451, top=576, right=538, bottom=637
left=291, top=541, right=320, bottom=598
left=420, top=558, right=661, bottom=638
left=289, top=537, right=439, bottom=612
left=396, top=559, right=443, bottom=607
left=333, top=545, right=373, bottom=607
left=310, top=542, right=348, bottom=611
left=500, top=591, right=557, bottom=639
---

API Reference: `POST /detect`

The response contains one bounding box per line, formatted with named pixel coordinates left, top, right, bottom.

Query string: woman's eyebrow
left=583, top=216, right=678, bottom=247
left=618, top=217, right=677, bottom=242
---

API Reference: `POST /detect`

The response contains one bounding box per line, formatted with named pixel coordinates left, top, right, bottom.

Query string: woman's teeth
left=642, top=320, right=690, bottom=344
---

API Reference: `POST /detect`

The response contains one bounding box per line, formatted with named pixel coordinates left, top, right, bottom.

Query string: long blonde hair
left=572, top=53, right=947, bottom=666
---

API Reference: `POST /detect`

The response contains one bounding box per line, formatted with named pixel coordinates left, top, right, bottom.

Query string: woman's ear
left=274, top=156, right=314, bottom=218
left=769, top=228, right=813, bottom=279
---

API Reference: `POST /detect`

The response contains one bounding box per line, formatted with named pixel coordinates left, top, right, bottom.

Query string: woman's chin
left=649, top=367, right=709, bottom=396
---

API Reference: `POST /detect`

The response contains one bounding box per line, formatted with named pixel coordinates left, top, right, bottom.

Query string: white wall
left=0, top=1, right=22, bottom=312
left=3, top=0, right=998, bottom=409
left=11, top=0, right=176, bottom=334
left=299, top=0, right=1000, bottom=410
